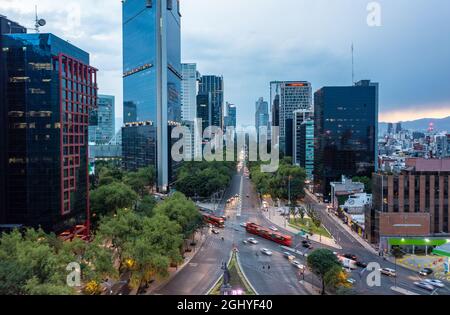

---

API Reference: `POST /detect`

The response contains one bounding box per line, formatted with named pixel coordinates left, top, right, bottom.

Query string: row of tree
left=174, top=161, right=236, bottom=198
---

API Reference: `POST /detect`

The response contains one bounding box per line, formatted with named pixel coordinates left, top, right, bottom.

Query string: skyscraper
left=314, top=80, right=379, bottom=200
left=181, top=63, right=200, bottom=122
left=293, top=110, right=314, bottom=180
left=197, top=93, right=212, bottom=133
left=255, top=97, right=269, bottom=133
left=224, top=102, right=237, bottom=131
left=89, top=95, right=115, bottom=144
left=0, top=32, right=97, bottom=233
left=199, top=75, right=224, bottom=129
left=270, top=81, right=312, bottom=156
left=122, top=0, right=182, bottom=192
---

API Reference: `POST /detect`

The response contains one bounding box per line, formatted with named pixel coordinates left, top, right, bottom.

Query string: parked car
left=261, top=248, right=273, bottom=256
left=247, top=238, right=259, bottom=245
left=423, top=279, right=445, bottom=288
left=414, top=281, right=435, bottom=292
left=292, top=260, right=305, bottom=270
left=380, top=268, right=397, bottom=277
left=419, top=268, right=434, bottom=276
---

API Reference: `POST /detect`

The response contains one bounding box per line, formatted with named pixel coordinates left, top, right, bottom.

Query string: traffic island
left=208, top=251, right=257, bottom=296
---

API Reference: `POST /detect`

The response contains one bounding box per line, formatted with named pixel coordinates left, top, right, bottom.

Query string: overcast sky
left=1, top=0, right=450, bottom=126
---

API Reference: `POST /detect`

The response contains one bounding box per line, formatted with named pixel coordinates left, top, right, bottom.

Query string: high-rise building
left=181, top=63, right=200, bottom=122
left=314, top=80, right=379, bottom=200
left=0, top=32, right=97, bottom=233
left=122, top=0, right=182, bottom=192
left=197, top=93, right=212, bottom=133
left=396, top=122, right=403, bottom=134
left=270, top=81, right=312, bottom=156
left=199, top=75, right=224, bottom=129
left=89, top=95, right=115, bottom=144
left=293, top=110, right=314, bottom=179
left=255, top=97, right=269, bottom=133
left=224, top=102, right=237, bottom=131
left=387, top=123, right=394, bottom=135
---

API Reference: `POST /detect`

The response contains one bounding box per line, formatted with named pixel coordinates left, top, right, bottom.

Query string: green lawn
left=289, top=217, right=332, bottom=239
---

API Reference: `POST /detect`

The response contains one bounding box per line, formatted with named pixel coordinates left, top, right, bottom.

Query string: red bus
left=202, top=213, right=225, bottom=228
left=246, top=222, right=293, bottom=247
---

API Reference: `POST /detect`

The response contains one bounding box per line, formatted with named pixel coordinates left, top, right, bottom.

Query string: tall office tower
left=255, top=97, right=269, bottom=133
left=181, top=63, right=200, bottom=122
left=387, top=123, right=394, bottom=135
left=0, top=32, right=97, bottom=233
left=270, top=81, right=312, bottom=156
left=314, top=80, right=378, bottom=200
left=224, top=102, right=237, bottom=131
left=199, top=75, right=224, bottom=129
left=122, top=0, right=182, bottom=192
left=197, top=93, right=212, bottom=134
left=396, top=122, right=403, bottom=134
left=89, top=95, right=115, bottom=144
left=293, top=110, right=314, bottom=179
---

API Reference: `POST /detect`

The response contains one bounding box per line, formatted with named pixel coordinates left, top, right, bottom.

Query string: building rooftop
left=406, top=158, right=450, bottom=172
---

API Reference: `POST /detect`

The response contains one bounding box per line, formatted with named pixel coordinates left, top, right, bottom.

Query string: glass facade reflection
left=122, top=0, right=182, bottom=191
left=0, top=33, right=97, bottom=232
left=314, top=80, right=378, bottom=199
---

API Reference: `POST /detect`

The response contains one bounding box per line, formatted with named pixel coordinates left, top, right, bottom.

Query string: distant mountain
left=379, top=116, right=450, bottom=134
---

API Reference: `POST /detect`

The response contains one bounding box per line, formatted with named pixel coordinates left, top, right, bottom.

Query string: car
left=419, top=268, right=434, bottom=276
left=380, top=268, right=397, bottom=277
left=283, top=252, right=296, bottom=261
left=347, top=278, right=357, bottom=285
left=414, top=281, right=435, bottom=292
left=212, top=229, right=220, bottom=235
left=356, top=261, right=368, bottom=268
left=343, top=254, right=358, bottom=261
left=242, top=240, right=248, bottom=244
left=269, top=226, right=279, bottom=232
left=247, top=238, right=259, bottom=245
left=240, top=222, right=248, bottom=228
left=292, top=260, right=305, bottom=270
left=261, top=248, right=273, bottom=256
left=302, top=242, right=312, bottom=249
left=423, top=279, right=445, bottom=288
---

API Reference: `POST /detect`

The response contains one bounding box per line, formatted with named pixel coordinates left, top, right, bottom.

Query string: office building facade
left=314, top=80, right=378, bottom=200
left=224, top=102, right=237, bottom=131
left=255, top=97, right=269, bottom=133
left=181, top=63, right=200, bottom=122
left=89, top=94, right=115, bottom=144
left=0, top=32, right=97, bottom=233
left=199, top=75, right=224, bottom=129
left=293, top=110, right=314, bottom=179
left=122, top=0, right=182, bottom=191
left=270, top=81, right=312, bottom=156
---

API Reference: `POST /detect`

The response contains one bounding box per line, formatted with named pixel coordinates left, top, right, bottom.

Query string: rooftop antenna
left=351, top=43, right=355, bottom=85
left=34, top=5, right=46, bottom=33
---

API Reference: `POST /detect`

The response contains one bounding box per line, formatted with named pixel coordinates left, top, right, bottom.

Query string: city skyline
left=1, top=0, right=449, bottom=126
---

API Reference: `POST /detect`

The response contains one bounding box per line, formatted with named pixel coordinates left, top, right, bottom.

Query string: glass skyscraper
left=199, top=75, right=224, bottom=129
left=181, top=63, right=200, bottom=122
left=122, top=0, right=182, bottom=191
left=314, top=80, right=379, bottom=200
left=0, top=32, right=97, bottom=233
left=255, top=97, right=269, bottom=132
left=293, top=110, right=314, bottom=180
left=89, top=94, right=115, bottom=144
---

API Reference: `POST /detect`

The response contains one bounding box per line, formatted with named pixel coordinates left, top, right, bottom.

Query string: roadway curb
left=236, top=252, right=260, bottom=295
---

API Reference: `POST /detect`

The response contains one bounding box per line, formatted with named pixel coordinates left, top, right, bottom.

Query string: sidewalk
left=305, top=189, right=378, bottom=255
left=147, top=230, right=208, bottom=295
left=262, top=206, right=342, bottom=250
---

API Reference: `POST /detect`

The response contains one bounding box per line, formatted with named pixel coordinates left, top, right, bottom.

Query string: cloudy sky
left=1, top=0, right=450, bottom=126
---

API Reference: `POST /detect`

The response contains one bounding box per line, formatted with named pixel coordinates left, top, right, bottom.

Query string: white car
left=423, top=279, right=445, bottom=288
left=247, top=238, right=259, bottom=245
left=380, top=268, right=397, bottom=277
left=269, top=226, right=279, bottom=232
left=414, top=281, right=435, bottom=292
left=261, top=248, right=273, bottom=256
left=292, top=260, right=305, bottom=270
left=347, top=278, right=357, bottom=285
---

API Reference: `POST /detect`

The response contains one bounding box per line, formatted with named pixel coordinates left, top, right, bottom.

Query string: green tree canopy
left=307, top=249, right=342, bottom=295
left=90, top=182, right=139, bottom=218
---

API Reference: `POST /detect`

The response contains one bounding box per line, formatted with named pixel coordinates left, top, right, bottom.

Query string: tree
left=324, top=265, right=351, bottom=294
left=136, top=195, right=157, bottom=217
left=307, top=249, right=341, bottom=295
left=90, top=182, right=138, bottom=219
left=154, top=192, right=203, bottom=238
left=124, top=166, right=156, bottom=197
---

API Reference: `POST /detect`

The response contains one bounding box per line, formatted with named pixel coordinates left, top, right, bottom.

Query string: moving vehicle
left=292, top=260, right=305, bottom=270
left=247, top=238, right=259, bottom=245
left=283, top=252, right=296, bottom=261
left=261, top=248, right=273, bottom=256
left=423, top=279, right=445, bottom=288
left=419, top=268, right=434, bottom=276
left=240, top=222, right=248, bottom=228
left=339, top=256, right=358, bottom=270
left=246, top=222, right=293, bottom=247
left=269, top=226, right=279, bottom=232
left=202, top=213, right=225, bottom=228
left=380, top=268, right=397, bottom=277
left=356, top=261, right=368, bottom=269
left=347, top=278, right=357, bottom=285
left=212, top=229, right=220, bottom=235
left=414, top=281, right=435, bottom=292
left=343, top=254, right=358, bottom=261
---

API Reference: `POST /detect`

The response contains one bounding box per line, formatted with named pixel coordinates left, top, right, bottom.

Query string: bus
left=246, top=222, right=293, bottom=247
left=202, top=213, right=225, bottom=228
